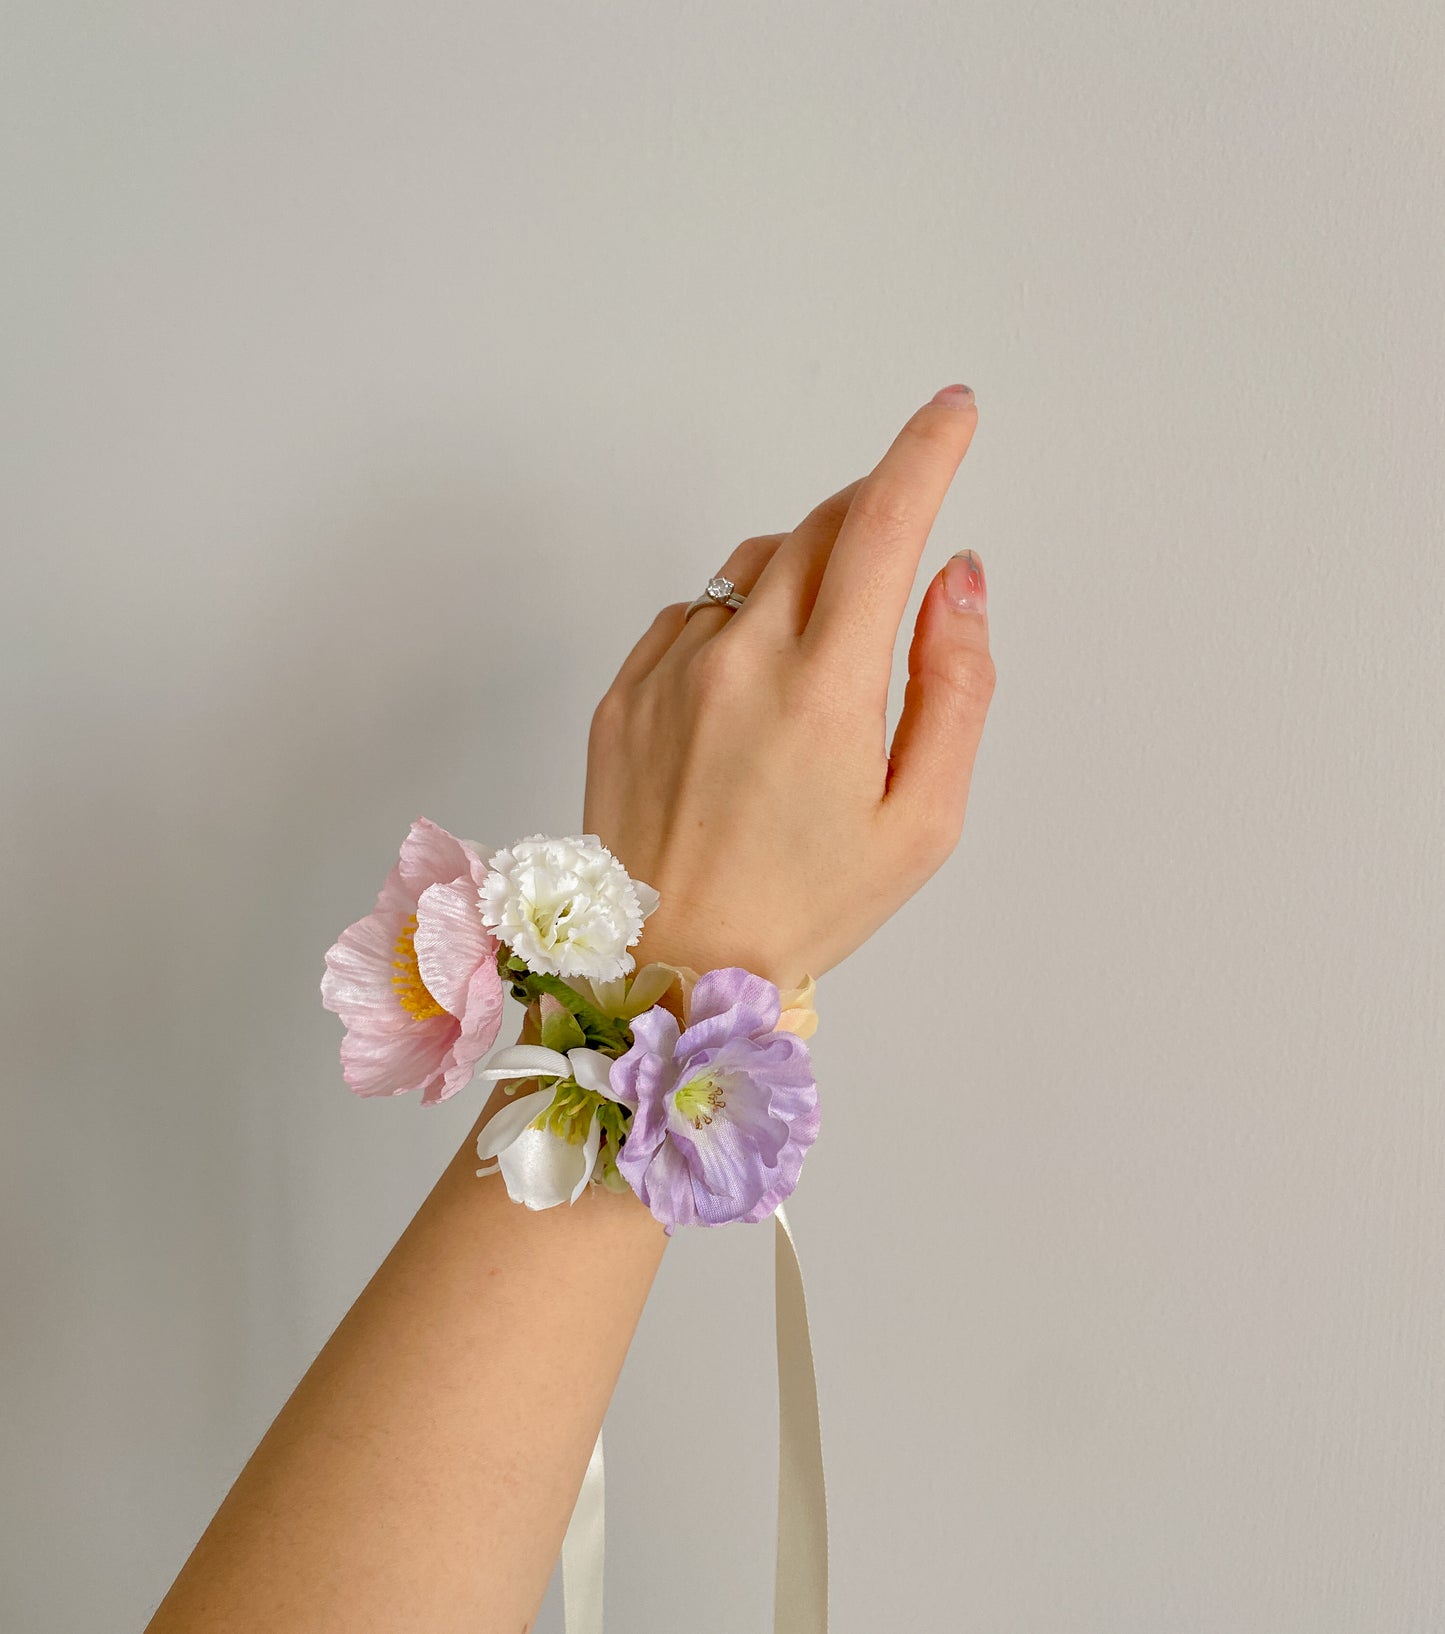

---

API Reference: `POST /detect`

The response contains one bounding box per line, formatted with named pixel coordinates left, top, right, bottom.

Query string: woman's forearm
left=146, top=1065, right=667, bottom=1634
left=147, top=384, right=991, bottom=1632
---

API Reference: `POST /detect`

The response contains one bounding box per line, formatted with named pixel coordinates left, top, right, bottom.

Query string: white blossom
left=479, top=833, right=660, bottom=982
left=474, top=1043, right=620, bottom=1208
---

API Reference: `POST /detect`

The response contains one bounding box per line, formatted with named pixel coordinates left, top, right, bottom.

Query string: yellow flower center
left=674, top=1069, right=726, bottom=1130
left=391, top=915, right=446, bottom=1020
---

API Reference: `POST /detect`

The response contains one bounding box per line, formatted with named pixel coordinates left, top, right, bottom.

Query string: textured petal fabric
left=414, top=875, right=492, bottom=1017
left=609, top=971, right=818, bottom=1229
left=323, top=818, right=499, bottom=1107
left=628, top=1135, right=700, bottom=1231
left=396, top=817, right=481, bottom=902
left=479, top=833, right=656, bottom=983
left=321, top=906, right=411, bottom=1028
left=670, top=1054, right=790, bottom=1169
left=340, top=1015, right=456, bottom=1098
left=682, top=1126, right=773, bottom=1223
left=607, top=1006, right=680, bottom=1117
left=740, top=1095, right=822, bottom=1224
left=431, top=962, right=508, bottom=1103
left=373, top=859, right=415, bottom=918
left=676, top=967, right=782, bottom=1059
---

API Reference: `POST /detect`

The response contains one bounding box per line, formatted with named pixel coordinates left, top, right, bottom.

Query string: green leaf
left=524, top=971, right=630, bottom=1050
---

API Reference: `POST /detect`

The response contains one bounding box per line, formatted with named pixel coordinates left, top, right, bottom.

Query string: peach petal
left=777, top=974, right=818, bottom=1039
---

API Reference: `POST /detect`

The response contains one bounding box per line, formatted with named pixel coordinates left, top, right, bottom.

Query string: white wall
left=3, top=3, right=1442, bottom=1629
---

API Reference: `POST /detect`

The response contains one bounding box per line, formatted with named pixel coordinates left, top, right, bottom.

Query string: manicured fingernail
left=943, top=549, right=986, bottom=613
left=929, top=383, right=975, bottom=408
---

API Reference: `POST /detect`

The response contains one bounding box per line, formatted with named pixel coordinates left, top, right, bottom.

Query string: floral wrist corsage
left=321, top=818, right=820, bottom=1231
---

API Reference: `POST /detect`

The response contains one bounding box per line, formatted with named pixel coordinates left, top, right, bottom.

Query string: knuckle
left=849, top=477, right=916, bottom=535
left=589, top=686, right=627, bottom=740
left=906, top=796, right=965, bottom=861
left=906, top=407, right=968, bottom=452
left=687, top=633, right=748, bottom=697
left=927, top=805, right=966, bottom=859
left=720, top=534, right=782, bottom=584
left=928, top=643, right=997, bottom=707
left=735, top=533, right=777, bottom=557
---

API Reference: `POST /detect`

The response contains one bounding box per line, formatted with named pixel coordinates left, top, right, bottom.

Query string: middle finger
left=804, top=387, right=978, bottom=667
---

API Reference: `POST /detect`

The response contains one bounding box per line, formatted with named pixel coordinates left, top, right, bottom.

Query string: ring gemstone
left=705, top=576, right=735, bottom=601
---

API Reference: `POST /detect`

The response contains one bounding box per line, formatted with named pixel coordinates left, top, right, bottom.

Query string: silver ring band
left=684, top=574, right=747, bottom=621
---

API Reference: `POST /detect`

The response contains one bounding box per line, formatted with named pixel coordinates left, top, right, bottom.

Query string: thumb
left=883, top=549, right=996, bottom=848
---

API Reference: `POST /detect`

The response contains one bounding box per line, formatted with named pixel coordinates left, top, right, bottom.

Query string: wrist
left=634, top=915, right=803, bottom=994
left=324, top=821, right=819, bottom=1234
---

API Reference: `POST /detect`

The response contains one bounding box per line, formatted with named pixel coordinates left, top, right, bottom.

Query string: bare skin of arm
left=144, top=385, right=993, bottom=1633
left=145, top=1083, right=664, bottom=1633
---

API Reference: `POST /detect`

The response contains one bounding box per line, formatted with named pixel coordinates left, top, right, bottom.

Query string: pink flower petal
left=373, top=858, right=415, bottom=917
left=424, top=962, right=508, bottom=1106
left=414, top=877, right=492, bottom=1017
left=324, top=819, right=505, bottom=1110
left=458, top=958, right=507, bottom=1052
left=321, top=906, right=413, bottom=1029
left=397, top=818, right=483, bottom=902
left=340, top=1014, right=457, bottom=1098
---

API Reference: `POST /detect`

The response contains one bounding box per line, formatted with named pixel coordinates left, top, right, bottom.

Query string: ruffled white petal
left=479, top=833, right=657, bottom=982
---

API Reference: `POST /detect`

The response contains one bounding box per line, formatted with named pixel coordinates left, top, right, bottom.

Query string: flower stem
left=495, top=948, right=629, bottom=1051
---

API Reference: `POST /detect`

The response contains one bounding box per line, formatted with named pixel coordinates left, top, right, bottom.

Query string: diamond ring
left=683, top=575, right=748, bottom=622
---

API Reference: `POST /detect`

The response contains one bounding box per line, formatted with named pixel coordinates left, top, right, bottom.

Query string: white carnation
left=479, top=833, right=661, bottom=982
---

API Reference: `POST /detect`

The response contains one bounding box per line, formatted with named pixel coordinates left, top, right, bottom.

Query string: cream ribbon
left=560, top=1431, right=606, bottom=1634
left=560, top=1204, right=828, bottom=1632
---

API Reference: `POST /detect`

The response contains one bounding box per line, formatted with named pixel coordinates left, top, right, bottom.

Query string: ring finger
left=658, top=533, right=786, bottom=667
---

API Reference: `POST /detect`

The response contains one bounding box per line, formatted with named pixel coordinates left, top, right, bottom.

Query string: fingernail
left=929, top=383, right=975, bottom=408
left=943, top=549, right=986, bottom=613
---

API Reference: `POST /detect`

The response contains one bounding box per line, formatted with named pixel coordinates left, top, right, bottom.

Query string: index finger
left=803, top=386, right=979, bottom=663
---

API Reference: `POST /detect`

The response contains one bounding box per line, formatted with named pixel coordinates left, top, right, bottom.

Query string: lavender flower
left=610, top=967, right=819, bottom=1229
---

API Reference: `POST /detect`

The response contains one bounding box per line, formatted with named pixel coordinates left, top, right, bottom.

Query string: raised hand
left=583, top=385, right=994, bottom=989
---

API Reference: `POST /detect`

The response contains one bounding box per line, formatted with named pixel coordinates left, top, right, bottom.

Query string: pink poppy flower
left=321, top=818, right=506, bottom=1106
